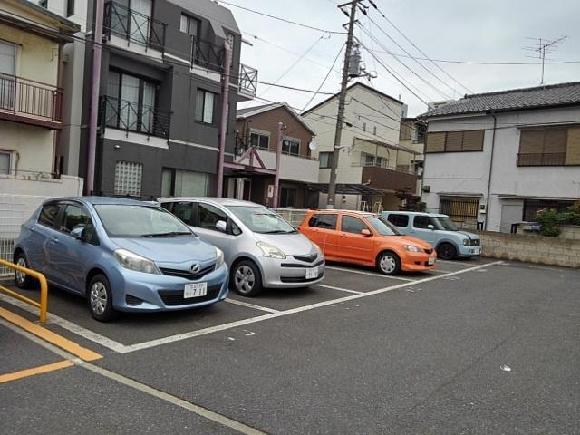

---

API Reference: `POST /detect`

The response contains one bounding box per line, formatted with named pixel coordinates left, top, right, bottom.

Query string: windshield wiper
left=142, top=231, right=192, bottom=238
left=261, top=229, right=296, bottom=234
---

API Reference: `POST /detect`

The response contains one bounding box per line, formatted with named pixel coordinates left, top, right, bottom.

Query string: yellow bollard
left=0, top=259, right=48, bottom=323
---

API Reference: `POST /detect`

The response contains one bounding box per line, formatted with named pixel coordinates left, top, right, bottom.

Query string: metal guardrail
left=101, top=96, right=170, bottom=139
left=0, top=73, right=63, bottom=121
left=190, top=35, right=225, bottom=71
left=239, top=64, right=257, bottom=97
left=0, top=259, right=48, bottom=323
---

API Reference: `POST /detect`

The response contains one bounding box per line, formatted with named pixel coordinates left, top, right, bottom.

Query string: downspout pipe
left=484, top=112, right=498, bottom=231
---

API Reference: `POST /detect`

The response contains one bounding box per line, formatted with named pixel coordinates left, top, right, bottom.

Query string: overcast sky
left=226, top=0, right=580, bottom=117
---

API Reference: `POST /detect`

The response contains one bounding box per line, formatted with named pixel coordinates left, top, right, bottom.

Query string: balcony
left=239, top=64, right=257, bottom=99
left=0, top=74, right=63, bottom=129
left=103, top=1, right=166, bottom=54
left=101, top=96, right=170, bottom=139
left=255, top=149, right=319, bottom=183
left=361, top=166, right=418, bottom=193
left=190, top=36, right=225, bottom=72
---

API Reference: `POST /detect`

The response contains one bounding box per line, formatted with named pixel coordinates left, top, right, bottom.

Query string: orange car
left=299, top=209, right=436, bottom=275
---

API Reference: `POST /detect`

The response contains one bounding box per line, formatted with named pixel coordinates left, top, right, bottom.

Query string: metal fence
left=0, top=195, right=47, bottom=277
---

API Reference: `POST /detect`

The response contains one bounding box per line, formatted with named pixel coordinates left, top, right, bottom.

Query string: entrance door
left=500, top=202, right=524, bottom=233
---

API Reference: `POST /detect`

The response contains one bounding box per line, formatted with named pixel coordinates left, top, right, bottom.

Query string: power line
left=367, top=0, right=472, bottom=94
left=214, top=0, right=346, bottom=35
left=302, top=44, right=344, bottom=111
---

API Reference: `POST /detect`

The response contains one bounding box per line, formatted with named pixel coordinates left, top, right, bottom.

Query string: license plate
left=184, top=282, right=208, bottom=299
left=305, top=267, right=318, bottom=279
left=428, top=256, right=435, bottom=266
left=472, top=247, right=481, bottom=255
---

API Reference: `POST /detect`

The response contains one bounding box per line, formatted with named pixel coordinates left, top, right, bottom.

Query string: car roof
left=44, top=196, right=157, bottom=207
left=308, top=209, right=375, bottom=218
left=158, top=197, right=262, bottom=208
left=383, top=211, right=448, bottom=218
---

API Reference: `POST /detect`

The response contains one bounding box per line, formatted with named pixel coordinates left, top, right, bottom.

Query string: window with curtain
left=195, top=89, right=216, bottom=124
left=161, top=168, right=208, bottom=197
left=282, top=137, right=300, bottom=155
left=180, top=14, right=200, bottom=37
left=319, top=152, right=334, bottom=169
left=0, top=41, right=16, bottom=111
left=518, top=126, right=577, bottom=166
left=425, top=130, right=485, bottom=153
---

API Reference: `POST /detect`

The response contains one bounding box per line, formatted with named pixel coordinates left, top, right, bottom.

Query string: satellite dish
left=308, top=141, right=317, bottom=151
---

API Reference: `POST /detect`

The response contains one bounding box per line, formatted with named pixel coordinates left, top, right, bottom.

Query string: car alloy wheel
left=380, top=254, right=397, bottom=274
left=90, top=282, right=108, bottom=316
left=235, top=265, right=256, bottom=294
left=87, top=274, right=116, bottom=322
left=15, top=256, right=27, bottom=286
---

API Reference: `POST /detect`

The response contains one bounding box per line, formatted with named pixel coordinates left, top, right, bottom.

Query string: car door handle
left=50, top=237, right=60, bottom=244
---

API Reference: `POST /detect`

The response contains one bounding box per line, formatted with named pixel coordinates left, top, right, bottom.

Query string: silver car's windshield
left=433, top=216, right=459, bottom=231
left=226, top=206, right=296, bottom=234
left=369, top=216, right=402, bottom=236
left=95, top=205, right=192, bottom=237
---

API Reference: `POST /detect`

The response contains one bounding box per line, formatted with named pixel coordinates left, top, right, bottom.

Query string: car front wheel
left=88, top=274, right=116, bottom=322
left=377, top=251, right=401, bottom=275
left=231, top=260, right=263, bottom=297
left=14, top=252, right=34, bottom=289
left=437, top=243, right=457, bottom=260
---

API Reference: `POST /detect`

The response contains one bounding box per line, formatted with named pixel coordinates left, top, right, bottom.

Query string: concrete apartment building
left=303, top=82, right=420, bottom=211
left=234, top=102, right=319, bottom=208
left=0, top=0, right=82, bottom=197
left=420, top=82, right=580, bottom=232
left=79, top=0, right=257, bottom=198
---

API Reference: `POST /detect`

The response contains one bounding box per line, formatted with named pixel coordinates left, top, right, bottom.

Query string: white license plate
left=428, top=256, right=436, bottom=266
left=472, top=247, right=481, bottom=255
left=305, top=267, right=319, bottom=279
left=184, top=282, right=208, bottom=299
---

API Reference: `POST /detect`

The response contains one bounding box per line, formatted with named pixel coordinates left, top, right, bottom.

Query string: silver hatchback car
left=159, top=198, right=325, bottom=296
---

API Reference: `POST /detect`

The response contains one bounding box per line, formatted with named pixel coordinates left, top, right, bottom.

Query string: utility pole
left=217, top=35, right=234, bottom=198
left=273, top=121, right=284, bottom=208
left=86, top=0, right=104, bottom=195
left=523, top=36, right=567, bottom=85
left=326, top=0, right=360, bottom=208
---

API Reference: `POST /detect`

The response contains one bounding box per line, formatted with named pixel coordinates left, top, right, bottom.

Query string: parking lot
left=1, top=258, right=579, bottom=434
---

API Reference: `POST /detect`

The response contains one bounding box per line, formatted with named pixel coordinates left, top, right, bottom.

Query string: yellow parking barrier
left=0, top=259, right=48, bottom=323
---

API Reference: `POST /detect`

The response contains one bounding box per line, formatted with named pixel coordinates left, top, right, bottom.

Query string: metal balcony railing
left=239, top=64, right=257, bottom=98
left=190, top=35, right=225, bottom=71
left=101, top=96, right=170, bottom=139
left=517, top=152, right=567, bottom=167
left=103, top=1, right=166, bottom=52
left=0, top=73, right=63, bottom=122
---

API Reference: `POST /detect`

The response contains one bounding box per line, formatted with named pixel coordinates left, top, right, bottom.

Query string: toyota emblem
left=190, top=264, right=201, bottom=274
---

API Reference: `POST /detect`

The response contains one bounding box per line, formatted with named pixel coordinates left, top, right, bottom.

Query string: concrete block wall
left=480, top=231, right=580, bottom=268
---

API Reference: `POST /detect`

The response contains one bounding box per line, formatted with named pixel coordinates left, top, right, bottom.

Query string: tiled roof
left=236, top=102, right=315, bottom=135
left=420, top=82, right=580, bottom=118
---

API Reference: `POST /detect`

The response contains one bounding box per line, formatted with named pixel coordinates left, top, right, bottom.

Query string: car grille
left=470, top=239, right=480, bottom=246
left=280, top=273, right=324, bottom=284
left=293, top=254, right=318, bottom=263
left=158, top=285, right=221, bottom=306
left=424, top=248, right=433, bottom=254
left=281, top=260, right=325, bottom=268
left=160, top=264, right=215, bottom=281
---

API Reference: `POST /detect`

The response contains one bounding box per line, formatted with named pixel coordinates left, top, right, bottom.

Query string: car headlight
left=463, top=238, right=470, bottom=246
left=114, top=249, right=161, bottom=274
left=404, top=245, right=422, bottom=253
left=215, top=247, right=225, bottom=267
left=257, top=241, right=286, bottom=259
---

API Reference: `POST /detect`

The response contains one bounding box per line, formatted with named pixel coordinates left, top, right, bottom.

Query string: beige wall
left=0, top=122, right=54, bottom=173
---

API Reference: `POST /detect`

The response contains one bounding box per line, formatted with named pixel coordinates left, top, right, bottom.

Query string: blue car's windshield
left=368, top=216, right=402, bottom=236
left=226, top=206, right=296, bottom=234
left=95, top=205, right=192, bottom=237
left=433, top=216, right=459, bottom=231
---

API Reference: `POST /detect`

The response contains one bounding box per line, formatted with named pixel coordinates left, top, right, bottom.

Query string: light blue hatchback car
left=382, top=211, right=481, bottom=260
left=13, top=197, right=228, bottom=321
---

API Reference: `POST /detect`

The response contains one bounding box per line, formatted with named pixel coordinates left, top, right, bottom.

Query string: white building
left=303, top=82, right=420, bottom=211
left=420, top=82, right=580, bottom=232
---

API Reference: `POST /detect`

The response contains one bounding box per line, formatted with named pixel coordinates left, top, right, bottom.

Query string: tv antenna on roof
left=523, top=36, right=567, bottom=84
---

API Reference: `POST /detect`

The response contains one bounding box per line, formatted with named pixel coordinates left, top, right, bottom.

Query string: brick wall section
left=480, top=231, right=580, bottom=268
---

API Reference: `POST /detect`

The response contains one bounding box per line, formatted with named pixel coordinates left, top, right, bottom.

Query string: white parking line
left=325, top=266, right=416, bottom=282
left=316, top=284, right=363, bottom=295
left=225, top=298, right=280, bottom=314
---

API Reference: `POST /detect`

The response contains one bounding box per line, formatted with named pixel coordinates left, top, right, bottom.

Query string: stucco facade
left=422, top=106, right=580, bottom=232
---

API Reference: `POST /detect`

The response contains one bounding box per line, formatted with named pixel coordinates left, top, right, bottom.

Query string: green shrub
left=536, top=204, right=580, bottom=236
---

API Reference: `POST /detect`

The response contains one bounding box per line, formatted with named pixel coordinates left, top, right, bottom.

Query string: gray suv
left=382, top=211, right=481, bottom=260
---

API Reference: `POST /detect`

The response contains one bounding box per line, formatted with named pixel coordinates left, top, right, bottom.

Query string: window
left=425, top=130, right=484, bottom=153
left=180, top=14, right=200, bottom=36
left=0, top=151, right=10, bottom=175
left=171, top=202, right=195, bottom=226
left=523, top=199, right=575, bottom=222
left=196, top=89, right=216, bottom=124
left=38, top=203, right=60, bottom=228
left=114, top=161, right=143, bottom=197
left=0, top=41, right=16, bottom=111
left=308, top=214, right=337, bottom=230
left=110, top=0, right=152, bottom=45
left=198, top=203, right=227, bottom=230
left=38, top=0, right=47, bottom=8
left=413, top=215, right=432, bottom=229
left=280, top=187, right=297, bottom=208
left=282, top=137, right=300, bottom=156
left=341, top=216, right=369, bottom=234
left=517, top=126, right=579, bottom=167
left=249, top=130, right=269, bottom=149
left=60, top=205, right=91, bottom=234
left=161, top=168, right=209, bottom=197
left=373, top=126, right=377, bottom=136
left=440, top=197, right=479, bottom=220
left=106, top=71, right=158, bottom=134
left=387, top=214, right=409, bottom=228
left=66, top=0, right=74, bottom=17
left=319, top=152, right=334, bottom=169
left=362, top=122, right=366, bottom=132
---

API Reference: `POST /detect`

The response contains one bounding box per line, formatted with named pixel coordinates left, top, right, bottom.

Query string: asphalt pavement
left=1, top=259, right=578, bottom=434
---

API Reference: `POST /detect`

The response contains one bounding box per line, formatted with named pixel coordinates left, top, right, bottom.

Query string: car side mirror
left=216, top=220, right=228, bottom=233
left=71, top=226, right=84, bottom=240
left=427, top=225, right=435, bottom=230
left=361, top=229, right=372, bottom=237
